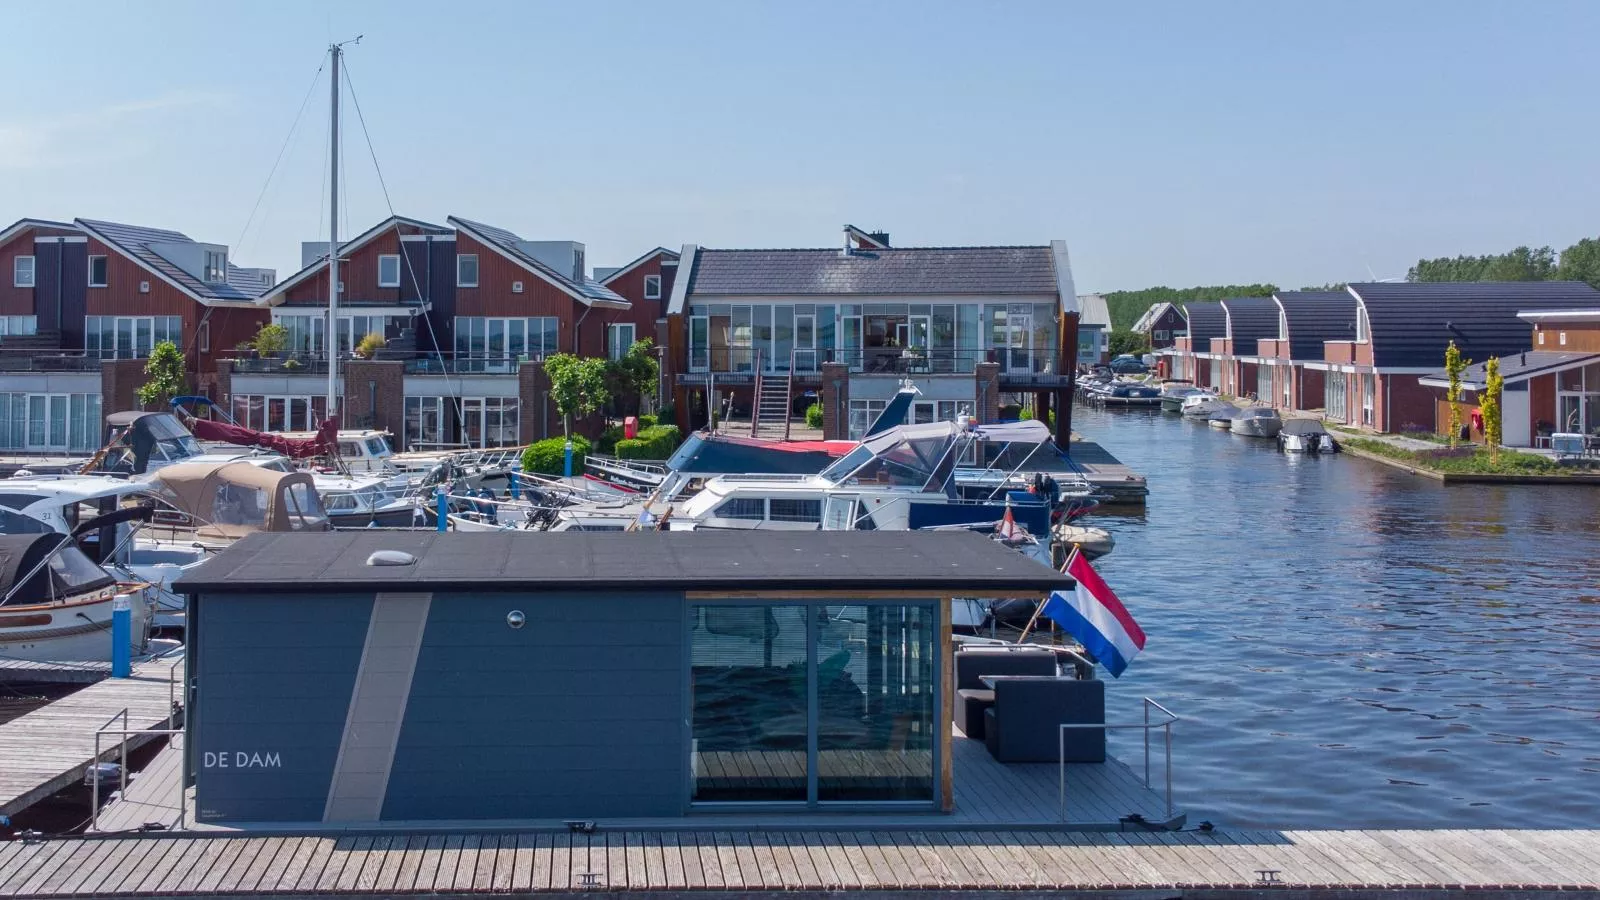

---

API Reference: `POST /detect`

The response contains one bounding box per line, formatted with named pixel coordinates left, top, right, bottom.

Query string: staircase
left=750, top=351, right=794, bottom=441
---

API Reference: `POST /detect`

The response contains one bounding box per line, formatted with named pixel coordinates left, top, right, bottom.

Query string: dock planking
left=0, top=655, right=182, bottom=820
left=1065, top=438, right=1148, bottom=504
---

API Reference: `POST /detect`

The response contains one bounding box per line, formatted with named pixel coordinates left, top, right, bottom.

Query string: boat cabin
left=173, top=530, right=1073, bottom=825
left=99, top=411, right=205, bottom=475
left=145, top=461, right=330, bottom=540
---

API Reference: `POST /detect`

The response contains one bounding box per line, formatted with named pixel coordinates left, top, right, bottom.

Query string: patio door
left=794, top=314, right=816, bottom=373
left=998, top=304, right=1032, bottom=374
left=27, top=395, right=68, bottom=451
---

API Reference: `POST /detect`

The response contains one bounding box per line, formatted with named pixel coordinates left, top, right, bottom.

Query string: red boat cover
left=187, top=416, right=339, bottom=460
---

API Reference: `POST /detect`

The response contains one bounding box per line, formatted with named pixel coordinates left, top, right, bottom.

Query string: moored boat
left=0, top=532, right=152, bottom=663
left=1230, top=406, right=1283, bottom=438
left=1206, top=403, right=1243, bottom=428
left=1278, top=418, right=1338, bottom=453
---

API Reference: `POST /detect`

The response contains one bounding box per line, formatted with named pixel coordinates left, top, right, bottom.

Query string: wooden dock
left=0, top=659, right=112, bottom=685
left=1067, top=439, right=1148, bottom=505
left=2, top=828, right=1597, bottom=896
left=0, top=655, right=182, bottom=820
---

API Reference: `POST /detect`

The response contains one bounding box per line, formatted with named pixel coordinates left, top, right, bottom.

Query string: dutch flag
left=1041, top=549, right=1147, bottom=677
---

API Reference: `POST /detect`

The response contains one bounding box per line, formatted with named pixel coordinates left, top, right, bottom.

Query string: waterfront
left=1084, top=406, right=1600, bottom=830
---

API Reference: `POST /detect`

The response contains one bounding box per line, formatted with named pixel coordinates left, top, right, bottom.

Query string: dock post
left=509, top=469, right=519, bottom=501
left=564, top=439, right=574, bottom=477
left=436, top=487, right=448, bottom=533
left=111, top=596, right=130, bottom=678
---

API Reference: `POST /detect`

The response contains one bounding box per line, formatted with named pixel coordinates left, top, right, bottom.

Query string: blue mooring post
left=436, top=486, right=448, bottom=533
left=564, top=439, right=574, bottom=478
left=111, top=595, right=131, bottom=678
left=509, top=469, right=519, bottom=501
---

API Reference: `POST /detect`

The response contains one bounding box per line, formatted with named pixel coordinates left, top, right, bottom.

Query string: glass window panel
left=816, top=603, right=935, bottom=802
left=488, top=318, right=505, bottom=358
left=27, top=396, right=45, bottom=447
left=69, top=394, right=86, bottom=452
left=714, top=498, right=767, bottom=520
left=690, top=603, right=808, bottom=802
left=540, top=317, right=559, bottom=356
left=768, top=498, right=821, bottom=523
left=508, top=320, right=526, bottom=360
left=48, top=395, right=68, bottom=448
left=816, top=306, right=835, bottom=351
left=135, top=319, right=153, bottom=358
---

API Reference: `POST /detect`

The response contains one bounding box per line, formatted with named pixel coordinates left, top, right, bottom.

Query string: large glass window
left=230, top=395, right=323, bottom=432
left=689, top=599, right=937, bottom=806
left=377, top=254, right=401, bottom=288
left=85, top=316, right=181, bottom=359
left=0, top=392, right=101, bottom=452
left=404, top=396, right=446, bottom=450
left=691, top=603, right=809, bottom=802
left=455, top=317, right=559, bottom=371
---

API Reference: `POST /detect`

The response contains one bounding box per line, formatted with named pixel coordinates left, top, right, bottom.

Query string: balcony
left=680, top=346, right=1074, bottom=386
left=0, top=351, right=102, bottom=372
left=220, top=350, right=543, bottom=377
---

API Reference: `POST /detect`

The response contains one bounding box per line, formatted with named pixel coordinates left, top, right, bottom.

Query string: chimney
left=841, top=226, right=853, bottom=257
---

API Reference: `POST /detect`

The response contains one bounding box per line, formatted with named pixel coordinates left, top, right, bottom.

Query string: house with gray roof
left=1076, top=294, right=1111, bottom=365
left=664, top=226, right=1081, bottom=445
left=1131, top=302, right=1187, bottom=349
left=0, top=216, right=272, bottom=458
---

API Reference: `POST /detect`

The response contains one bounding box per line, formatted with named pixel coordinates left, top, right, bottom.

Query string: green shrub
left=615, top=424, right=681, bottom=460
left=655, top=403, right=675, bottom=427
left=1342, top=438, right=1578, bottom=475
left=596, top=424, right=625, bottom=454
left=805, top=402, right=824, bottom=429
left=638, top=414, right=658, bottom=429
left=520, top=435, right=591, bottom=475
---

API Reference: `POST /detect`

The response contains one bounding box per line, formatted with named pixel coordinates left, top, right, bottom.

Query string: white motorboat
left=1278, top=418, right=1338, bottom=453
left=1230, top=406, right=1284, bottom=438
left=0, top=532, right=152, bottom=663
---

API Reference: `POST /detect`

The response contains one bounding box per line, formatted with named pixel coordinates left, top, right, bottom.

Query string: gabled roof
left=1349, top=281, right=1600, bottom=368
left=1220, top=296, right=1279, bottom=344
left=685, top=246, right=1058, bottom=297
left=1418, top=350, right=1600, bottom=390
left=1181, top=301, right=1226, bottom=344
left=1077, top=294, right=1111, bottom=328
left=1131, top=302, right=1180, bottom=333
left=263, top=214, right=451, bottom=300
left=598, top=246, right=679, bottom=286
left=448, top=217, right=629, bottom=309
left=843, top=225, right=890, bottom=249
left=0, top=217, right=79, bottom=246
left=1273, top=291, right=1359, bottom=360
left=75, top=218, right=258, bottom=305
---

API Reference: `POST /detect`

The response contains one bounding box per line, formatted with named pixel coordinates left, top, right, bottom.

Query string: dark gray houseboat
left=174, top=530, right=1135, bottom=826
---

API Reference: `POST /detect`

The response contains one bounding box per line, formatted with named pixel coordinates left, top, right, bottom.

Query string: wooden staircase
left=750, top=350, right=794, bottom=441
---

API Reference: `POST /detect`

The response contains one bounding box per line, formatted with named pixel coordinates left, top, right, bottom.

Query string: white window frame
left=87, top=255, right=108, bottom=288
left=1559, top=331, right=1568, bottom=346
left=457, top=254, right=479, bottom=288
left=609, top=323, right=637, bottom=361
left=203, top=250, right=227, bottom=284
left=199, top=320, right=210, bottom=353
left=1361, top=375, right=1375, bottom=426
left=13, top=255, right=34, bottom=288
left=377, top=254, right=401, bottom=288
left=85, top=315, right=182, bottom=359
left=643, top=274, right=662, bottom=300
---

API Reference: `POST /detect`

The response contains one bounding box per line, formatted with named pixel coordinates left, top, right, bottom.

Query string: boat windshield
left=822, top=432, right=953, bottom=488
left=44, top=543, right=115, bottom=600
left=283, top=482, right=328, bottom=530
left=144, top=415, right=202, bottom=462
left=212, top=483, right=270, bottom=528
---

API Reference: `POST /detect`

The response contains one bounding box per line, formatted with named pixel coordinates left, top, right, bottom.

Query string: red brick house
left=1, top=216, right=270, bottom=455
left=597, top=247, right=680, bottom=408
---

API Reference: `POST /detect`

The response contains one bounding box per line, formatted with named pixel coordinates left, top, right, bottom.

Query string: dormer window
left=378, top=254, right=401, bottom=288
left=644, top=274, right=662, bottom=300
left=204, top=250, right=227, bottom=284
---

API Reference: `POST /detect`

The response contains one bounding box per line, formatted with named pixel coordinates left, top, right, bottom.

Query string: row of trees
left=1100, top=283, right=1278, bottom=361
left=1443, top=339, right=1504, bottom=459
left=1408, top=236, right=1600, bottom=287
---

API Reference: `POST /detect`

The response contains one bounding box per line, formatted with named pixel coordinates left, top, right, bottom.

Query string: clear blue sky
left=4, top=1, right=1598, bottom=292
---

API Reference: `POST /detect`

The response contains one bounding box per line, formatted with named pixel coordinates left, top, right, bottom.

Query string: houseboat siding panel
left=381, top=590, right=686, bottom=820
left=191, top=593, right=375, bottom=823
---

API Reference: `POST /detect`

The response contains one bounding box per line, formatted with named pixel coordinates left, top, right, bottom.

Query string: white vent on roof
left=139, top=281, right=150, bottom=294
left=512, top=281, right=524, bottom=294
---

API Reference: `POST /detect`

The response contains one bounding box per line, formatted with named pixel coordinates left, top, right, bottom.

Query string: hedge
left=521, top=434, right=591, bottom=475
left=805, top=403, right=823, bottom=429
left=615, top=424, right=681, bottom=460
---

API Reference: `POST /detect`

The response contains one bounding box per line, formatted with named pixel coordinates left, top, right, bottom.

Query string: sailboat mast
left=326, top=42, right=342, bottom=419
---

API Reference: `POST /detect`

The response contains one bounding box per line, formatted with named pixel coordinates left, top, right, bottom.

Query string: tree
left=543, top=353, right=609, bottom=437
left=1482, top=356, right=1503, bottom=461
left=1444, top=340, right=1470, bottom=447
left=603, top=338, right=661, bottom=416
left=1409, top=246, right=1557, bottom=282
left=1099, top=284, right=1277, bottom=331
left=1107, top=330, right=1150, bottom=358
left=252, top=322, right=289, bottom=356
left=136, top=341, right=186, bottom=408
left=1557, top=237, right=1600, bottom=289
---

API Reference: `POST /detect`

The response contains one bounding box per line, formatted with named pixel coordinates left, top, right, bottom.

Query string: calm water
left=1081, top=406, right=1600, bottom=829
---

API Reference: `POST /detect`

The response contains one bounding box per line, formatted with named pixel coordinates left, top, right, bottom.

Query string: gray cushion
left=955, top=648, right=1056, bottom=691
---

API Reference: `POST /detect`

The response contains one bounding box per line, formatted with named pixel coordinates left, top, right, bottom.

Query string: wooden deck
left=2, top=828, right=1597, bottom=896
left=90, top=739, right=187, bottom=834
left=0, top=658, right=111, bottom=685
left=0, top=656, right=183, bottom=819
left=1066, top=439, right=1148, bottom=505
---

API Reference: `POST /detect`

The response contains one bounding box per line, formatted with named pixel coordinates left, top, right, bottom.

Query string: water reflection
left=1077, top=407, right=1600, bottom=828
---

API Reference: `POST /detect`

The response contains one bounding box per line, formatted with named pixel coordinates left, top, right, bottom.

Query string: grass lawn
left=1341, top=437, right=1595, bottom=476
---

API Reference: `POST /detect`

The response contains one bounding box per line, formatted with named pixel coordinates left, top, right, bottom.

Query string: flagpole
left=1016, top=544, right=1081, bottom=644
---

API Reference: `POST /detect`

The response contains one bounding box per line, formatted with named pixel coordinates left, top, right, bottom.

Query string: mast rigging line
left=234, top=54, right=327, bottom=253
left=341, top=57, right=470, bottom=439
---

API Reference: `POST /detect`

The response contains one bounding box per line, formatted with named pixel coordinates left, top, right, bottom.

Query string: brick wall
left=974, top=362, right=1001, bottom=423
left=340, top=360, right=404, bottom=434
left=518, top=360, right=555, bottom=443
left=100, top=359, right=153, bottom=413
left=820, top=362, right=849, bottom=440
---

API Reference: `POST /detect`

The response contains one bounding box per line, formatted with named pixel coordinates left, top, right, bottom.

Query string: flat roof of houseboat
left=174, top=530, right=1073, bottom=595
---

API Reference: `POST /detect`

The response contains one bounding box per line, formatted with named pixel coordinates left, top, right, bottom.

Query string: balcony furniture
left=982, top=676, right=1105, bottom=764
left=952, top=647, right=1056, bottom=740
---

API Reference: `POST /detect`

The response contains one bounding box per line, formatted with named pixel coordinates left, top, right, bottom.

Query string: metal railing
left=1059, top=696, right=1177, bottom=821
left=0, top=352, right=101, bottom=372
left=89, top=659, right=186, bottom=832
left=684, top=346, right=1074, bottom=380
